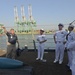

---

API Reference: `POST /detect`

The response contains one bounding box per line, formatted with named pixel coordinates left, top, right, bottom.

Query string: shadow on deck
left=0, top=50, right=72, bottom=75
left=17, top=50, right=71, bottom=75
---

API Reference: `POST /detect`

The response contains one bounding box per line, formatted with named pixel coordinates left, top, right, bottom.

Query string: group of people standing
left=36, top=24, right=75, bottom=75
left=53, top=24, right=75, bottom=75
left=1, top=24, right=75, bottom=75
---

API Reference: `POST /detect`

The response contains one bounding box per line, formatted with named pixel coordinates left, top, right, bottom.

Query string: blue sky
left=0, top=0, right=75, bottom=29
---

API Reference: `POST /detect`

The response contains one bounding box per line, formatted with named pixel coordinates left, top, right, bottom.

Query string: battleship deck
left=1, top=50, right=71, bottom=75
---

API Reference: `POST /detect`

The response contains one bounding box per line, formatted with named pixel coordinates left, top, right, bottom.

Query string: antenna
left=69, top=20, right=75, bottom=25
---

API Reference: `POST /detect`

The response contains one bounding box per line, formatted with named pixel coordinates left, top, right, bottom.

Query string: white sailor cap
left=40, top=28, right=44, bottom=32
left=68, top=25, right=74, bottom=28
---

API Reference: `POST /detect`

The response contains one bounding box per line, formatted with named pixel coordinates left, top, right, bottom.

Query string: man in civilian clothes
left=2, top=26, right=19, bottom=59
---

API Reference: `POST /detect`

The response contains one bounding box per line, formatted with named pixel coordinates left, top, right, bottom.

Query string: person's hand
left=54, top=41, right=57, bottom=44
left=63, top=41, right=66, bottom=44
left=18, top=44, right=19, bottom=48
left=67, top=49, right=70, bottom=51
left=1, top=26, right=5, bottom=29
left=39, top=41, right=43, bottom=44
left=0, top=34, right=2, bottom=36
left=37, top=39, right=40, bottom=42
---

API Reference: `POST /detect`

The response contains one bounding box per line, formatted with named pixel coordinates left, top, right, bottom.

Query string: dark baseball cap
left=58, top=23, right=64, bottom=27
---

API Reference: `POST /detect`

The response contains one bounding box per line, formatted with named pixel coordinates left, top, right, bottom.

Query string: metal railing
left=0, top=34, right=55, bottom=50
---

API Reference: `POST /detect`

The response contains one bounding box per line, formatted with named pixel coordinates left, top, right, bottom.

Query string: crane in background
left=21, top=5, right=27, bottom=32
left=14, top=4, right=36, bottom=33
left=27, top=4, right=36, bottom=26
left=14, top=6, right=21, bottom=32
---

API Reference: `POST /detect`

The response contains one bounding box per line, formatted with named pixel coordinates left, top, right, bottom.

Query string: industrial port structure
left=14, top=4, right=36, bottom=34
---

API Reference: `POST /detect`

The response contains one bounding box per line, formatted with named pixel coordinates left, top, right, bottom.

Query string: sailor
left=67, top=41, right=75, bottom=75
left=36, top=28, right=47, bottom=62
left=66, top=25, right=75, bottom=67
left=53, top=23, right=67, bottom=64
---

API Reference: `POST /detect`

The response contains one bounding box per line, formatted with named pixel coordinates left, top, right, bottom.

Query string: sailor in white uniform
left=67, top=41, right=75, bottom=75
left=53, top=23, right=67, bottom=64
left=36, top=29, right=47, bottom=62
left=66, top=25, right=75, bottom=67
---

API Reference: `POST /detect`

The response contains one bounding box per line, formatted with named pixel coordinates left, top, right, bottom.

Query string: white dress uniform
left=67, top=41, right=75, bottom=75
left=37, top=34, right=47, bottom=60
left=54, top=30, right=67, bottom=64
left=66, top=31, right=75, bottom=67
